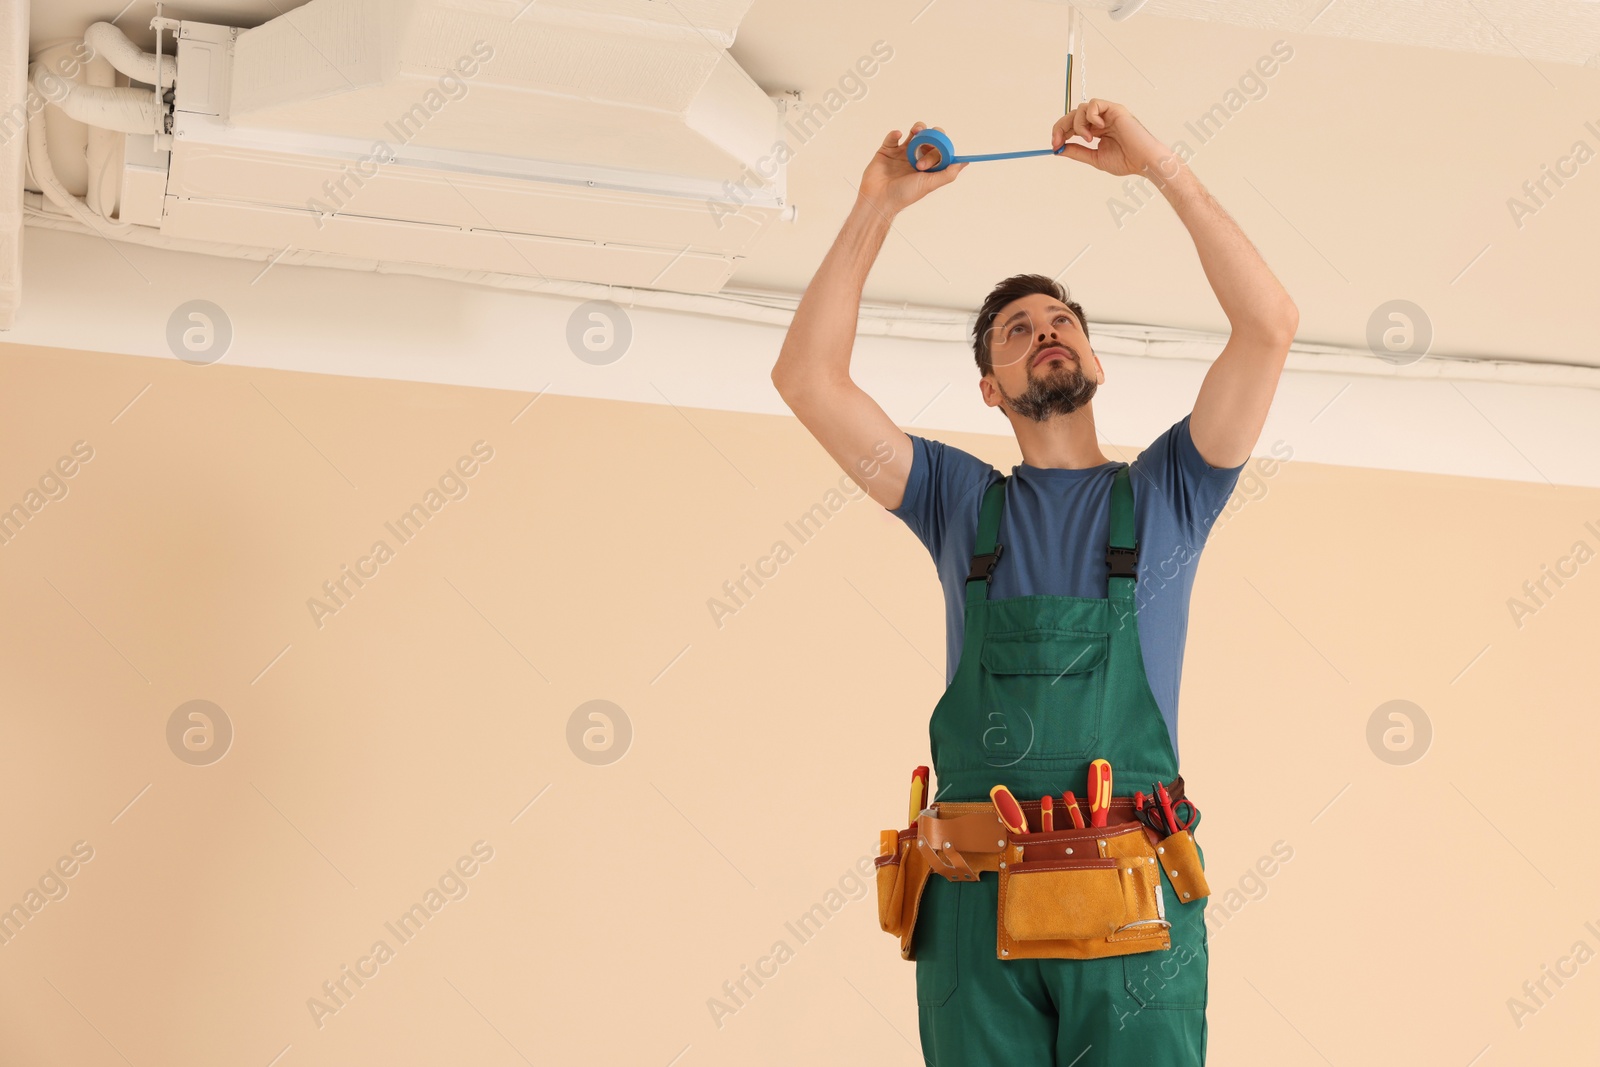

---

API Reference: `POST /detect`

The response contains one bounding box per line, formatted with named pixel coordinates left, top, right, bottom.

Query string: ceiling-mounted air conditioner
left=66, top=0, right=795, bottom=294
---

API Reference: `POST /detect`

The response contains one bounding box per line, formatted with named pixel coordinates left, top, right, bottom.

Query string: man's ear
left=978, top=376, right=1001, bottom=408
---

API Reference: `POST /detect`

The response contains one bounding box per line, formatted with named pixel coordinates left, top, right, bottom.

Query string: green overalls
left=914, top=465, right=1209, bottom=1065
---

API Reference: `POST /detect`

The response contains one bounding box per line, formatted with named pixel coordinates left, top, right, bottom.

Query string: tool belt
left=874, top=778, right=1210, bottom=961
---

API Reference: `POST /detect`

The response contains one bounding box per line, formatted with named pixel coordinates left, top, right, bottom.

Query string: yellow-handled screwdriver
left=908, top=766, right=929, bottom=827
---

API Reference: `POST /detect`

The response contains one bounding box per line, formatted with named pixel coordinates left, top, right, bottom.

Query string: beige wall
left=3, top=340, right=1598, bottom=1065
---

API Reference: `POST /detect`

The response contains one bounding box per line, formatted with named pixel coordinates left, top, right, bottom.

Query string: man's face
left=981, top=292, right=1101, bottom=423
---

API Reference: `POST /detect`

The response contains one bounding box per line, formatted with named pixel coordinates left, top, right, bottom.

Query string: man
left=771, top=100, right=1296, bottom=1065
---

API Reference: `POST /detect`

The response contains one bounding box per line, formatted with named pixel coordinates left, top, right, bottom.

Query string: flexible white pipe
left=24, top=63, right=132, bottom=231
left=30, top=60, right=159, bottom=135
left=83, top=49, right=120, bottom=221
left=84, top=22, right=176, bottom=88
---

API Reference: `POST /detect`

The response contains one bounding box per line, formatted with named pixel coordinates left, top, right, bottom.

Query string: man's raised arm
left=1054, top=100, right=1299, bottom=469
left=771, top=124, right=967, bottom=511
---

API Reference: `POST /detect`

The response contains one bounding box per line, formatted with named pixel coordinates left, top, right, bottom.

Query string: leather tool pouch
left=876, top=804, right=1002, bottom=959
left=875, top=829, right=909, bottom=934
left=995, top=820, right=1170, bottom=960
left=1155, top=828, right=1211, bottom=902
left=875, top=826, right=931, bottom=956
left=876, top=783, right=1203, bottom=962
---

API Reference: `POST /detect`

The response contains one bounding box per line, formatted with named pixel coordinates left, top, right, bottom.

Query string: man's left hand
left=1051, top=99, right=1171, bottom=178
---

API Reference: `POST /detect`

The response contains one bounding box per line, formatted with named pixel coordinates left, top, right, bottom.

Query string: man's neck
left=1011, top=408, right=1113, bottom=470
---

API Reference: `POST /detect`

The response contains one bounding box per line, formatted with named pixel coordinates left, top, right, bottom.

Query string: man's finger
left=1057, top=143, right=1096, bottom=167
left=1073, top=108, right=1096, bottom=143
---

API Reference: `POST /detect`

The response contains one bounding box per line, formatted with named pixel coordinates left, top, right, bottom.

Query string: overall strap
left=964, top=475, right=1007, bottom=607
left=1107, top=463, right=1138, bottom=605
left=963, top=465, right=1137, bottom=604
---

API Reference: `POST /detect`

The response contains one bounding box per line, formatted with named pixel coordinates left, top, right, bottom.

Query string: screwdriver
left=990, top=784, right=1029, bottom=835
left=1088, top=759, right=1113, bottom=827
left=1062, top=790, right=1086, bottom=829
left=908, top=766, right=929, bottom=827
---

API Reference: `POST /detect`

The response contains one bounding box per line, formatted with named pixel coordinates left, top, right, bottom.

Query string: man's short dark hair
left=971, top=273, right=1089, bottom=377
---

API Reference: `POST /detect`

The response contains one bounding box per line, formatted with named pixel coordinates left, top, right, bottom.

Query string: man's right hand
left=858, top=121, right=968, bottom=217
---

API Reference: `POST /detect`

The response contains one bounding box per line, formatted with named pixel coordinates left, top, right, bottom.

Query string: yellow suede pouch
left=1109, top=853, right=1166, bottom=941
left=996, top=828, right=1171, bottom=960
left=875, top=829, right=909, bottom=936
left=874, top=826, right=936, bottom=957
left=1156, top=829, right=1211, bottom=902
left=1001, top=858, right=1124, bottom=940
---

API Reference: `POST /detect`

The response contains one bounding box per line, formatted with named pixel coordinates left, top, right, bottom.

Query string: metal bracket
left=917, top=836, right=979, bottom=882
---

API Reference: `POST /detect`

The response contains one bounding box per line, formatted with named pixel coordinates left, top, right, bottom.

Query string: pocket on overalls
left=1123, top=834, right=1209, bottom=1010
left=979, top=630, right=1108, bottom=762
left=914, top=874, right=961, bottom=1007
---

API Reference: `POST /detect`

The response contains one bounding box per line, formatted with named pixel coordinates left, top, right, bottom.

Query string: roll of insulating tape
left=907, top=129, right=957, bottom=171
left=906, top=128, right=1069, bottom=172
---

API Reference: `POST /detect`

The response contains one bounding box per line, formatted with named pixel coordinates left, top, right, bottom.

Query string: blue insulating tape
left=905, top=128, right=1069, bottom=172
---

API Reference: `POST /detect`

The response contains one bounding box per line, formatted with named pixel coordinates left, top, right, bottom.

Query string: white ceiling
left=722, top=0, right=1600, bottom=367
left=22, top=0, right=1600, bottom=370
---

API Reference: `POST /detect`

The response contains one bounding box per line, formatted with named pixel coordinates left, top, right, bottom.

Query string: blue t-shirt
left=888, top=413, right=1246, bottom=765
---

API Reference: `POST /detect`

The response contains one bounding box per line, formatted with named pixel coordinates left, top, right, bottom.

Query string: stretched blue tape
left=905, top=128, right=1069, bottom=172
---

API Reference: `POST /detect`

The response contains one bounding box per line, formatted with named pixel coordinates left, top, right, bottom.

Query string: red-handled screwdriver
left=1040, top=794, right=1054, bottom=832
left=990, top=784, right=1028, bottom=835
left=1088, top=759, right=1112, bottom=827
left=1062, top=790, right=1086, bottom=829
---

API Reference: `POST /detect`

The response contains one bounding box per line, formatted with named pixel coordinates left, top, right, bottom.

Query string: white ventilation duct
left=30, top=61, right=159, bottom=134
left=84, top=21, right=176, bottom=88
left=1060, top=0, right=1600, bottom=67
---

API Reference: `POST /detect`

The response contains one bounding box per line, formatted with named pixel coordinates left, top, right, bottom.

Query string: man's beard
left=998, top=354, right=1097, bottom=422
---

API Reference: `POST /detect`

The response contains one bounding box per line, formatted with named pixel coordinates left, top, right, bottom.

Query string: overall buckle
left=966, top=543, right=1004, bottom=583
left=1106, top=546, right=1137, bottom=579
